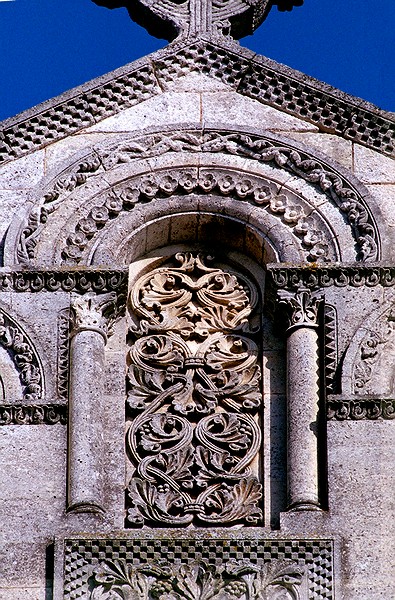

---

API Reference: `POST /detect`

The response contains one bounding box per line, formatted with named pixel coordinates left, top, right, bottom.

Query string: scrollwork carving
left=0, top=269, right=127, bottom=293
left=126, top=252, right=263, bottom=526
left=267, top=266, right=395, bottom=290
left=89, top=558, right=306, bottom=600
left=327, top=398, right=395, bottom=421
left=353, top=311, right=395, bottom=394
left=0, top=404, right=67, bottom=425
left=0, top=310, right=43, bottom=401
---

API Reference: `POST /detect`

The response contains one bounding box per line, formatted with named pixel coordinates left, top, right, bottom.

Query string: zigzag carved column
left=278, top=288, right=323, bottom=511
left=67, top=291, right=116, bottom=514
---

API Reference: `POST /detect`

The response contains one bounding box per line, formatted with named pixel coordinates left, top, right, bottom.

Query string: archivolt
left=6, top=127, right=381, bottom=267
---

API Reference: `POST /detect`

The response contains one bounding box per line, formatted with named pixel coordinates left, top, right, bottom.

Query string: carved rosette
left=126, top=252, right=263, bottom=526
left=89, top=558, right=306, bottom=600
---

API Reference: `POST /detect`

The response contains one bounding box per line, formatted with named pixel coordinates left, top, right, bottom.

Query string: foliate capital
left=277, top=288, right=323, bottom=332
left=70, top=292, right=117, bottom=340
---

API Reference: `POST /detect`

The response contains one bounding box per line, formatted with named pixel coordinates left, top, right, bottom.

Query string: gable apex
left=0, top=38, right=393, bottom=165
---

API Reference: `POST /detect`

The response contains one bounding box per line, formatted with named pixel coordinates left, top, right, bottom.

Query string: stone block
left=202, top=91, right=320, bottom=132
left=353, top=144, right=395, bottom=183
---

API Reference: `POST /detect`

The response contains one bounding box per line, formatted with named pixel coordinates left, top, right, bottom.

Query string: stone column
left=67, top=291, right=117, bottom=514
left=278, top=288, right=323, bottom=511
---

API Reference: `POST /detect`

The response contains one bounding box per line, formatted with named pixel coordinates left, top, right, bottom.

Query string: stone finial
left=93, top=0, right=303, bottom=41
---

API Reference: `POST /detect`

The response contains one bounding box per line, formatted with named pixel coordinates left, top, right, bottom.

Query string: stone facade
left=0, top=3, right=394, bottom=599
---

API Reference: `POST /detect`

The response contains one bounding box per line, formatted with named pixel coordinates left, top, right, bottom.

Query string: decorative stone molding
left=0, top=269, right=127, bottom=293
left=60, top=168, right=333, bottom=265
left=0, top=309, right=43, bottom=402
left=267, top=265, right=395, bottom=290
left=323, top=305, right=338, bottom=394
left=327, top=397, right=395, bottom=421
left=57, top=308, right=70, bottom=400
left=16, top=129, right=380, bottom=266
left=89, top=558, right=307, bottom=600
left=63, top=538, right=333, bottom=600
left=126, top=252, right=263, bottom=526
left=0, top=403, right=67, bottom=425
left=1, top=40, right=393, bottom=164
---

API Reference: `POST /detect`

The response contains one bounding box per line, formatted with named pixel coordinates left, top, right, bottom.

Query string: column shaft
left=287, top=326, right=320, bottom=509
left=68, top=329, right=106, bottom=513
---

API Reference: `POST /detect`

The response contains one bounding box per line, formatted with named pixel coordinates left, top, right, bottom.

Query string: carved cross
left=93, top=0, right=303, bottom=41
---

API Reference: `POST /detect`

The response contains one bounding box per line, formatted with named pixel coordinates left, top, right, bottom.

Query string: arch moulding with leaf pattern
left=4, top=127, right=382, bottom=268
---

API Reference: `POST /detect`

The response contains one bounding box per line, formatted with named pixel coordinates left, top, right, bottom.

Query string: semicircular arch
left=4, top=127, right=382, bottom=268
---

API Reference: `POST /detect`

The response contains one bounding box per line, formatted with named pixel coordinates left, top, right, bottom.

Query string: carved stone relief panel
left=62, top=538, right=333, bottom=600
left=126, top=251, right=263, bottom=527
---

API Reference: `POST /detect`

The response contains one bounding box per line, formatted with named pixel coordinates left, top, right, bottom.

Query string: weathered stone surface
left=0, top=4, right=394, bottom=599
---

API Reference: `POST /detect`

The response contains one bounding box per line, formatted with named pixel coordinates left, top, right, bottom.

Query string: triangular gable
left=0, top=36, right=394, bottom=165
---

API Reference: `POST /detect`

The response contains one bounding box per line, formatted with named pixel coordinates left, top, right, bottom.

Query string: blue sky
left=0, top=0, right=393, bottom=122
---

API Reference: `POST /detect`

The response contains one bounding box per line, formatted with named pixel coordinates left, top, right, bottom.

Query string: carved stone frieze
left=0, top=269, right=127, bottom=293
left=63, top=538, right=333, bottom=600
left=1, top=41, right=393, bottom=165
left=267, top=266, right=395, bottom=290
left=89, top=558, right=307, bottom=600
left=0, top=404, right=67, bottom=425
left=16, top=129, right=379, bottom=266
left=126, top=252, right=263, bottom=526
left=0, top=310, right=43, bottom=402
left=327, top=397, right=395, bottom=421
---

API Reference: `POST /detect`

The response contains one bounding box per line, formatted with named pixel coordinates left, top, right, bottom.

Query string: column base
left=67, top=501, right=105, bottom=515
left=286, top=501, right=322, bottom=512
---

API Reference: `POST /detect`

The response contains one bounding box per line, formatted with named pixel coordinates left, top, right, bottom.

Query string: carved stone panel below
left=63, top=538, right=333, bottom=600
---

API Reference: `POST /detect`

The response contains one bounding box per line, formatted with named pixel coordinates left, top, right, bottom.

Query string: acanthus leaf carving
left=277, top=288, right=323, bottom=332
left=89, top=558, right=307, bottom=600
left=70, top=291, right=118, bottom=340
left=126, top=252, right=263, bottom=526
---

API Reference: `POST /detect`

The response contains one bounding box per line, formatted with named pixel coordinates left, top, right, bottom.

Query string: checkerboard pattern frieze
left=64, top=537, right=333, bottom=599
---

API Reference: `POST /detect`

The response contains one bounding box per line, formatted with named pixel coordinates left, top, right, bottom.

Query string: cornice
left=0, top=268, right=127, bottom=293
left=0, top=38, right=393, bottom=165
left=267, top=264, right=395, bottom=290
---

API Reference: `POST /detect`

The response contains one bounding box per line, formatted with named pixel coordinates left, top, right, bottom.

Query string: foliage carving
left=89, top=558, right=306, bottom=600
left=126, top=252, right=262, bottom=526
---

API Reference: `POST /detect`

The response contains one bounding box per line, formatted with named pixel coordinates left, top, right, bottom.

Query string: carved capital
left=70, top=291, right=117, bottom=340
left=278, top=288, right=323, bottom=332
